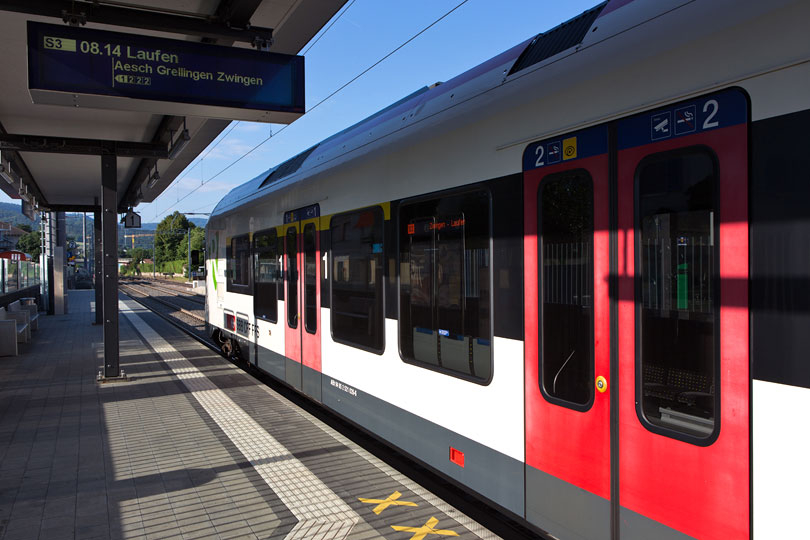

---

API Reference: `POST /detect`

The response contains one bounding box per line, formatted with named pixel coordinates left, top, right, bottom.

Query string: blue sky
left=2, top=0, right=599, bottom=219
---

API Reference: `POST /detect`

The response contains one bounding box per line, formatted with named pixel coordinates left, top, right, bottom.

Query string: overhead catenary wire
left=301, top=0, right=357, bottom=56
left=198, top=121, right=240, bottom=162
left=154, top=0, right=471, bottom=220
left=161, top=120, right=241, bottom=192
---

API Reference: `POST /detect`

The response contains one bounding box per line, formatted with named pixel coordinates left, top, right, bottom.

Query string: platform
left=0, top=290, right=502, bottom=540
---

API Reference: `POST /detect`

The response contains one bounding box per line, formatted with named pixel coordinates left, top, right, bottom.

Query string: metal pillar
left=45, top=211, right=55, bottom=315
left=93, top=204, right=102, bottom=325
left=53, top=212, right=67, bottom=315
left=101, top=154, right=120, bottom=378
left=39, top=212, right=48, bottom=313
left=82, top=212, right=88, bottom=271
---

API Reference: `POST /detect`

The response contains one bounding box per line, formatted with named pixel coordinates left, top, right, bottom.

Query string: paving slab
left=0, top=291, right=503, bottom=539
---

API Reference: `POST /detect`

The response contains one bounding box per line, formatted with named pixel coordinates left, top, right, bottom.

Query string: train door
left=523, top=125, right=612, bottom=540
left=283, top=205, right=322, bottom=400
left=252, top=228, right=284, bottom=378
left=616, top=89, right=749, bottom=539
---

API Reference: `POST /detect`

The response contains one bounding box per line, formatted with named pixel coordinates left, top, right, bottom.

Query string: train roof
left=209, top=0, right=747, bottom=219
left=209, top=0, right=631, bottom=219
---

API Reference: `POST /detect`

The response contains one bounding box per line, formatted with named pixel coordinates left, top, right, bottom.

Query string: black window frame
left=397, top=186, right=494, bottom=385
left=329, top=206, right=385, bottom=354
left=634, top=145, right=721, bottom=446
left=226, top=233, right=252, bottom=294
left=303, top=222, right=318, bottom=335
left=285, top=227, right=298, bottom=329
left=537, top=169, right=595, bottom=412
left=253, top=228, right=280, bottom=323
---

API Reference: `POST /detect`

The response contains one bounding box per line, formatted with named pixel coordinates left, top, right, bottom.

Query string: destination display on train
left=27, top=21, right=305, bottom=114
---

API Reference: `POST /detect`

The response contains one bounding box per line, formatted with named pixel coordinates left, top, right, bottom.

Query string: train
left=204, top=0, right=810, bottom=538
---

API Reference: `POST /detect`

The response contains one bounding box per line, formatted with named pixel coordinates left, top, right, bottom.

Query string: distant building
left=0, top=221, right=26, bottom=252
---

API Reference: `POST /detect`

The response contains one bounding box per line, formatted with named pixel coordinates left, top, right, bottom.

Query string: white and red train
left=205, top=0, right=810, bottom=537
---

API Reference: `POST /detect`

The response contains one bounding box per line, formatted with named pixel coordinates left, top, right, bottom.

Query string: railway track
left=119, top=280, right=211, bottom=348
left=124, top=277, right=205, bottom=302
left=121, top=278, right=205, bottom=314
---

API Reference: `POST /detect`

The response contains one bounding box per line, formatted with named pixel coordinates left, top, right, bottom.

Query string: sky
left=1, top=0, right=600, bottom=220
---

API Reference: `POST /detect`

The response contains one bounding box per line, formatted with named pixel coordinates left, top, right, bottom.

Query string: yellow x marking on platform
left=358, top=490, right=418, bottom=514
left=391, top=516, right=459, bottom=540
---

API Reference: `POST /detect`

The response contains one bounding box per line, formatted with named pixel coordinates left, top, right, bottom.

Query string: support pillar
left=53, top=212, right=66, bottom=315
left=46, top=211, right=55, bottom=315
left=93, top=203, right=102, bottom=325
left=101, top=154, right=120, bottom=378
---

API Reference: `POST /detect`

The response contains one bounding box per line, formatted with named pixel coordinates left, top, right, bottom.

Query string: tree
left=126, top=247, right=150, bottom=276
left=155, top=212, right=191, bottom=264
left=176, top=227, right=204, bottom=260
left=176, top=227, right=205, bottom=277
left=129, top=247, right=149, bottom=264
left=16, top=230, right=40, bottom=259
left=18, top=224, right=32, bottom=233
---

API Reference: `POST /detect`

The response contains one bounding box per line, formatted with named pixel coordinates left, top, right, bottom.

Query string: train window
left=399, top=189, right=492, bottom=383
left=226, top=234, right=251, bottom=293
left=254, top=229, right=280, bottom=322
left=636, top=148, right=718, bottom=441
left=538, top=170, right=594, bottom=410
left=286, top=227, right=298, bottom=329
left=330, top=207, right=384, bottom=353
left=304, top=223, right=318, bottom=334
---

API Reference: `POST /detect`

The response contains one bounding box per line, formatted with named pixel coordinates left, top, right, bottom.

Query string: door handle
left=596, top=375, right=607, bottom=393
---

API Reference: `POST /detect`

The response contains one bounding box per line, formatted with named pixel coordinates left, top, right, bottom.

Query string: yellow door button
left=595, top=375, right=607, bottom=393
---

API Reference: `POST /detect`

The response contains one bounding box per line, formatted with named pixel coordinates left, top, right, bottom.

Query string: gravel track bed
left=120, top=284, right=209, bottom=344
left=121, top=280, right=205, bottom=312
left=123, top=277, right=205, bottom=302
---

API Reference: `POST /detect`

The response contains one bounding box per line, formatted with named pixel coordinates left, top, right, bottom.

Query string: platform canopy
left=0, top=0, right=347, bottom=212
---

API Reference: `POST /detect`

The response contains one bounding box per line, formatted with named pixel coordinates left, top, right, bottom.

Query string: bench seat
left=0, top=311, right=29, bottom=356
left=9, top=300, right=39, bottom=331
left=1, top=305, right=30, bottom=342
left=0, top=319, right=20, bottom=356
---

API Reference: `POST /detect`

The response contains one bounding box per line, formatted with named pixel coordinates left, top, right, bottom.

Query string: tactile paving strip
left=120, top=300, right=360, bottom=540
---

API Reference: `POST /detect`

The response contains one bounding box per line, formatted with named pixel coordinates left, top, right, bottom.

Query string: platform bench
left=0, top=307, right=30, bottom=356
left=8, top=299, right=38, bottom=331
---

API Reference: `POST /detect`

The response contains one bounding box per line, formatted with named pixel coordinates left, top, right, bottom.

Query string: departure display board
left=27, top=21, right=304, bottom=119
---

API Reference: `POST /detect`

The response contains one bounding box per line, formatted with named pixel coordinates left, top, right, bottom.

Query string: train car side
left=205, top=0, right=810, bottom=537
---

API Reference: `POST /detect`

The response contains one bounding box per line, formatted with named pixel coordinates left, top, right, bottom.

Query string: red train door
left=523, top=125, right=612, bottom=540
left=616, top=88, right=749, bottom=539
left=283, top=205, right=322, bottom=400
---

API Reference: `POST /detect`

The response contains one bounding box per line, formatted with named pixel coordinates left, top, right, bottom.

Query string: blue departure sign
left=27, top=22, right=304, bottom=118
